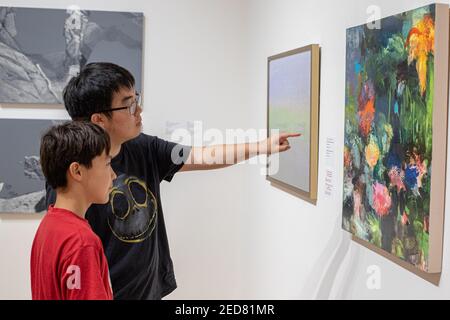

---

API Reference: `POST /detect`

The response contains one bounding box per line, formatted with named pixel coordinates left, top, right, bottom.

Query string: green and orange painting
left=343, top=5, right=436, bottom=271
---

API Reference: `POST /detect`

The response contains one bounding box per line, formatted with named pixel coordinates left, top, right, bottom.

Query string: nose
left=111, top=168, right=117, bottom=180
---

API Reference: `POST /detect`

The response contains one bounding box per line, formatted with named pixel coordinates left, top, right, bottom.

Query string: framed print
left=0, top=118, right=63, bottom=214
left=267, top=44, right=320, bottom=204
left=0, top=6, right=143, bottom=104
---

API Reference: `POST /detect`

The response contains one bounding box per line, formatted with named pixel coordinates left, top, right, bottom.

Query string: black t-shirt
left=46, top=134, right=191, bottom=300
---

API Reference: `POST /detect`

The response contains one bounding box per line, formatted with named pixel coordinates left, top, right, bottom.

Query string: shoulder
left=122, top=133, right=172, bottom=157
left=60, top=219, right=103, bottom=256
left=37, top=214, right=103, bottom=259
left=76, top=224, right=103, bottom=248
left=62, top=229, right=103, bottom=262
left=122, top=133, right=158, bottom=151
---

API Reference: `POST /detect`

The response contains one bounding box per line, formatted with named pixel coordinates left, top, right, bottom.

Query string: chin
left=131, top=129, right=142, bottom=139
left=95, top=196, right=110, bottom=205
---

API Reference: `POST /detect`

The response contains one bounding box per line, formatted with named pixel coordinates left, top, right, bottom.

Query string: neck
left=109, top=137, right=122, bottom=158
left=54, top=189, right=90, bottom=219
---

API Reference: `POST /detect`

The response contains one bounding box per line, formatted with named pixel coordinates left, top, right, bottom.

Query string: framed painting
left=267, top=44, right=320, bottom=204
left=0, top=119, right=63, bottom=214
left=0, top=6, right=143, bottom=104
left=342, top=3, right=448, bottom=276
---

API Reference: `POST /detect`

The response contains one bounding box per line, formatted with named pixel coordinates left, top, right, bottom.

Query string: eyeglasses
left=96, top=93, right=141, bottom=116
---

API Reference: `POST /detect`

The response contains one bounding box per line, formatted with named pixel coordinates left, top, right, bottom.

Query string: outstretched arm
left=179, top=133, right=301, bottom=172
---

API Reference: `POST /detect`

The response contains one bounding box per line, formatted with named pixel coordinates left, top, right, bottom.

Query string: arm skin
left=179, top=133, right=301, bottom=172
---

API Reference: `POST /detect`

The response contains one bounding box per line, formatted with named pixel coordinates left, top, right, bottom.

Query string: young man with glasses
left=46, top=62, right=299, bottom=300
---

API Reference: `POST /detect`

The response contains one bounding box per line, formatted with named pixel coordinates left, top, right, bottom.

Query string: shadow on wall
left=300, top=215, right=360, bottom=299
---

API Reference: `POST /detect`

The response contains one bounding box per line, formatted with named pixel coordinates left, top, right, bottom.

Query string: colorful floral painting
left=342, top=5, right=440, bottom=271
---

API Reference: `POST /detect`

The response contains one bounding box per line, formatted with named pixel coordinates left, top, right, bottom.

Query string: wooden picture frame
left=342, top=3, right=448, bottom=280
left=266, top=44, right=320, bottom=204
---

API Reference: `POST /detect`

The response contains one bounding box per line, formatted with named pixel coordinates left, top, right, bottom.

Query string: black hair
left=63, top=62, right=135, bottom=120
left=40, top=121, right=111, bottom=189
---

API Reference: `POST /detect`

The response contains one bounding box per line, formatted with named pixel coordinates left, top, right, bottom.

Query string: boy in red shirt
left=31, top=121, right=116, bottom=300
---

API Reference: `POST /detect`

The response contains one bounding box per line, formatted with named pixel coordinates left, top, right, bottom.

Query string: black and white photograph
left=0, top=119, right=63, bottom=213
left=0, top=6, right=143, bottom=104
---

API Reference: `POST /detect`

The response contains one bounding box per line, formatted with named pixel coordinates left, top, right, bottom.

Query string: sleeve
left=45, top=182, right=56, bottom=208
left=60, top=246, right=112, bottom=300
left=150, top=136, right=192, bottom=183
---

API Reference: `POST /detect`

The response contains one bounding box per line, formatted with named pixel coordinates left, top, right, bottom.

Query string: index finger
left=280, top=132, right=302, bottom=138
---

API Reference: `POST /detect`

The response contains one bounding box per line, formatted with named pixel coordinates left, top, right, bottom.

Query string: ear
left=91, top=113, right=107, bottom=129
left=68, top=162, right=83, bottom=182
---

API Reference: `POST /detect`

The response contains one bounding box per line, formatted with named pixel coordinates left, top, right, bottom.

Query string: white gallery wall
left=242, top=0, right=450, bottom=299
left=0, top=0, right=251, bottom=300
left=1, top=0, right=450, bottom=300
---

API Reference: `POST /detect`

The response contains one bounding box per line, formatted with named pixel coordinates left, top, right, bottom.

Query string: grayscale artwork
left=0, top=6, right=143, bottom=104
left=0, top=119, right=63, bottom=213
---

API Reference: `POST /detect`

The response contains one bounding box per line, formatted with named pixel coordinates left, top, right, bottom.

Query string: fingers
left=266, top=133, right=298, bottom=154
left=277, top=139, right=290, bottom=153
left=279, top=144, right=291, bottom=152
left=269, top=138, right=292, bottom=154
left=279, top=132, right=302, bottom=140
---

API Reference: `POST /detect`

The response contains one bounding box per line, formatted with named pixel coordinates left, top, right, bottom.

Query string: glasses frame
left=95, top=93, right=141, bottom=116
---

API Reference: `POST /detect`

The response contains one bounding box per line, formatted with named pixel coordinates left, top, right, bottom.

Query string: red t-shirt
left=30, top=206, right=113, bottom=300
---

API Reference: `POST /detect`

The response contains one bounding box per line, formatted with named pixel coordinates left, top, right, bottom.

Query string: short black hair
left=63, top=62, right=135, bottom=120
left=40, top=121, right=111, bottom=189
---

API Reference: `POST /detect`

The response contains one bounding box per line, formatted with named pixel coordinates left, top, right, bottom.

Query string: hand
left=258, top=132, right=302, bottom=155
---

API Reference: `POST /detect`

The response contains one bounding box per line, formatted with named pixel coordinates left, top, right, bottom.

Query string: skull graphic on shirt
left=107, top=174, right=157, bottom=243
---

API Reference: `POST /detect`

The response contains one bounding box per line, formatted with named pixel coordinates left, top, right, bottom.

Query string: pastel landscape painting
left=268, top=50, right=311, bottom=193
